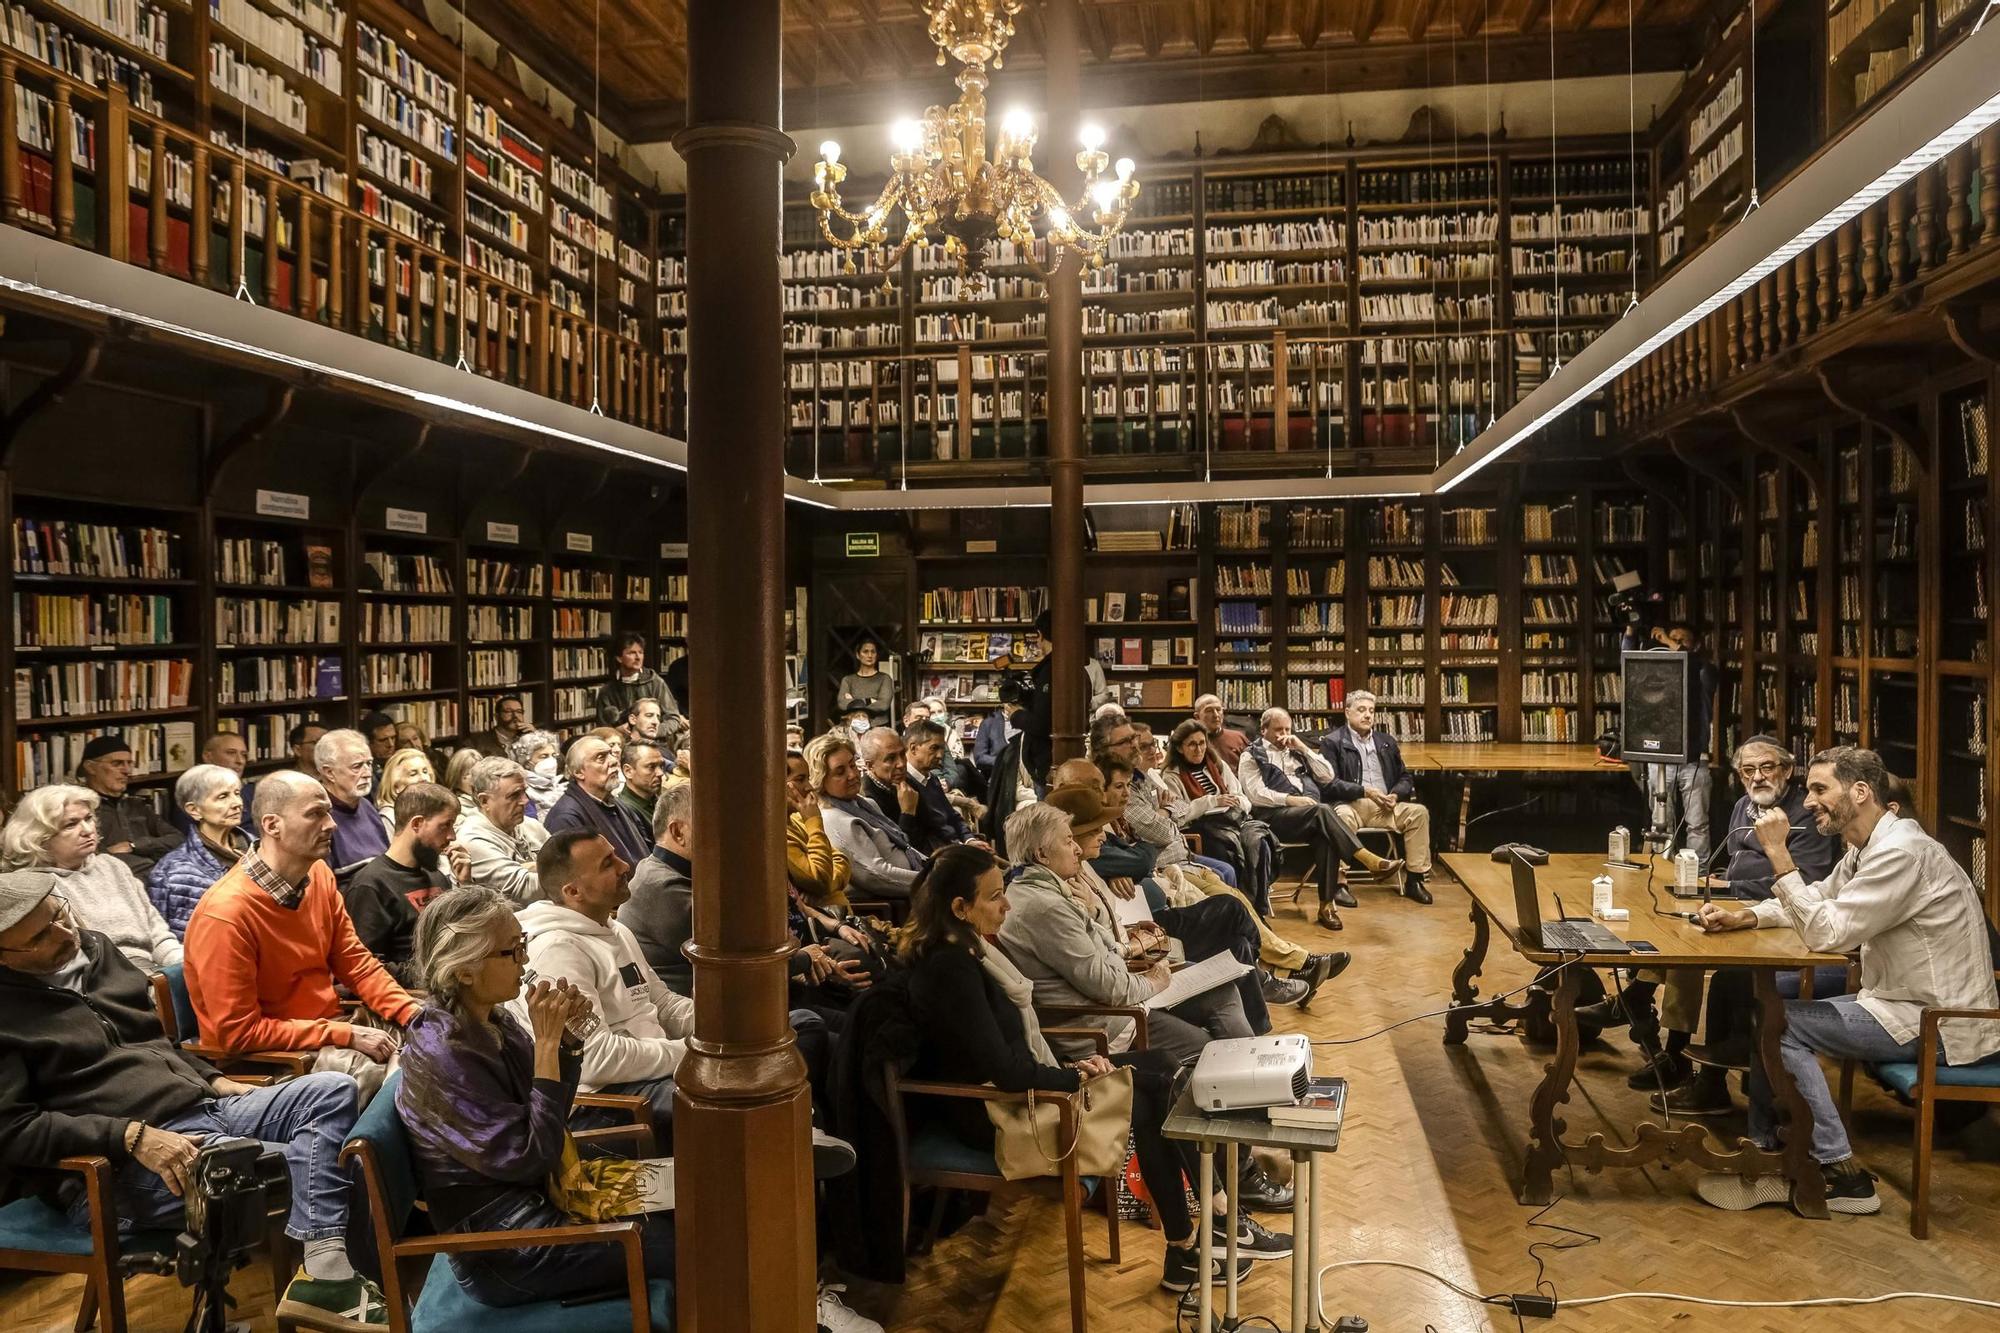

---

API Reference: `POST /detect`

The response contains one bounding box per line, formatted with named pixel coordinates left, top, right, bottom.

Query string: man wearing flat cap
left=0, top=868, right=390, bottom=1329
left=76, top=735, right=179, bottom=882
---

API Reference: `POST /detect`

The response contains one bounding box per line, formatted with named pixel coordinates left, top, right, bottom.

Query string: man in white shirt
left=456, top=758, right=550, bottom=906
left=1318, top=691, right=1433, bottom=904
left=1238, top=708, right=1400, bottom=931
left=1694, top=745, right=2000, bottom=1215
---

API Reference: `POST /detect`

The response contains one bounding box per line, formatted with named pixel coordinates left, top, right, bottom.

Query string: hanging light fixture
left=809, top=0, right=1139, bottom=287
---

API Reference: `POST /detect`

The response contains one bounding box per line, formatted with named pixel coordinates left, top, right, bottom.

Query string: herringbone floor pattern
left=5, top=865, right=1996, bottom=1331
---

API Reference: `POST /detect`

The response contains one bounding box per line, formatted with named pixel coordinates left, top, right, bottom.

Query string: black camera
left=134, top=1136, right=289, bottom=1333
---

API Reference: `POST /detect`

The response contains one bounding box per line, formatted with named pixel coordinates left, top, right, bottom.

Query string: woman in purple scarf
left=396, top=886, right=676, bottom=1308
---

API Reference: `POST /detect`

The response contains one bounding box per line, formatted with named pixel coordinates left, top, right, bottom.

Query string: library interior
left=3, top=0, right=2000, bottom=1329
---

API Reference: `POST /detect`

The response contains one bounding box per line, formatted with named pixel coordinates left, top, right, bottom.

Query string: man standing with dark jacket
left=1318, top=691, right=1433, bottom=904
left=593, top=633, right=684, bottom=731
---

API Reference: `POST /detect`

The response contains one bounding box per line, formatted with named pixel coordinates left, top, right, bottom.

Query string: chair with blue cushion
left=152, top=964, right=319, bottom=1081
left=338, top=1070, right=670, bottom=1333
left=1838, top=967, right=2000, bottom=1238
left=0, top=1156, right=152, bottom=1333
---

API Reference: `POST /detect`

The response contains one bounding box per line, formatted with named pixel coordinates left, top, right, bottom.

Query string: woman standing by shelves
left=834, top=637, right=896, bottom=727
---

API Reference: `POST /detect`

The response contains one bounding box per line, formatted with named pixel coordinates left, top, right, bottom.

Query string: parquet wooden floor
left=5, top=863, right=1997, bottom=1331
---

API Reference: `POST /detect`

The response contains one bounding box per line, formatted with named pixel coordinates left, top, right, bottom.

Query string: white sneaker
left=1694, top=1171, right=1790, bottom=1211
left=817, top=1281, right=882, bottom=1333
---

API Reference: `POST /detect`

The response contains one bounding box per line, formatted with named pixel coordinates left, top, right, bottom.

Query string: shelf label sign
left=255, top=489, right=310, bottom=520
left=660, top=542, right=689, bottom=559
left=566, top=532, right=595, bottom=553
left=486, top=521, right=520, bottom=545
left=385, top=507, right=428, bottom=535
left=845, top=532, right=881, bottom=559
left=965, top=540, right=998, bottom=554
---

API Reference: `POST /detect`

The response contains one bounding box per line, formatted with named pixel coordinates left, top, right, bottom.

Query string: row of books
left=17, top=721, right=194, bottom=788
left=554, top=647, right=601, bottom=682
left=467, top=559, right=545, bottom=596
left=359, top=650, right=440, bottom=694
left=914, top=630, right=1041, bottom=665
left=551, top=569, right=616, bottom=601
left=364, top=553, right=451, bottom=594
left=552, top=608, right=613, bottom=640
left=14, top=519, right=183, bottom=579
left=919, top=586, right=1047, bottom=625
left=1093, top=636, right=1198, bottom=668
left=1284, top=566, right=1345, bottom=595
left=467, top=649, right=524, bottom=688
left=217, top=598, right=340, bottom=645
left=360, top=604, right=451, bottom=643
left=218, top=654, right=342, bottom=705
left=15, top=658, right=193, bottom=718
left=468, top=605, right=532, bottom=640
left=15, top=592, right=176, bottom=648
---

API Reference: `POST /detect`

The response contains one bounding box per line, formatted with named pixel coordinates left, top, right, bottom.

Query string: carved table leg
left=1443, top=903, right=1491, bottom=1044
left=1755, top=969, right=1829, bottom=1219
left=1520, top=962, right=1581, bottom=1205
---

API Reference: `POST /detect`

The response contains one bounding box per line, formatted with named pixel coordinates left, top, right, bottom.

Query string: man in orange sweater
left=186, top=771, right=419, bottom=1106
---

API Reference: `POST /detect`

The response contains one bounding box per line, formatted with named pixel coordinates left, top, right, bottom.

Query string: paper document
left=627, top=1159, right=676, bottom=1214
left=1144, top=952, right=1253, bottom=1011
left=1113, top=890, right=1155, bottom=929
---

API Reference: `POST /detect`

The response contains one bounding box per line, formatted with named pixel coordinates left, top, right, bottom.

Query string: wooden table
left=1438, top=851, right=1848, bottom=1216
left=1399, top=743, right=1630, bottom=849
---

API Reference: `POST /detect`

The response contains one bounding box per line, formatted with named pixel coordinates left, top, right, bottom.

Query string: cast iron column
left=671, top=3, right=815, bottom=1328
left=1046, top=0, right=1086, bottom=763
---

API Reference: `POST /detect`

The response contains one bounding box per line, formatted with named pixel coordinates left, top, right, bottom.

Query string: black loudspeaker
left=1621, top=650, right=1693, bottom=764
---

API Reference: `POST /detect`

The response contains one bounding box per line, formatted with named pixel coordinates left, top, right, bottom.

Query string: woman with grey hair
left=147, top=763, right=254, bottom=937
left=397, top=886, right=678, bottom=1307
left=510, top=730, right=565, bottom=821
left=0, top=784, right=182, bottom=971
left=443, top=748, right=483, bottom=821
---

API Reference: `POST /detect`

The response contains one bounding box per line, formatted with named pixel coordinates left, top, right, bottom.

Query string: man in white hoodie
left=510, top=829, right=692, bottom=1140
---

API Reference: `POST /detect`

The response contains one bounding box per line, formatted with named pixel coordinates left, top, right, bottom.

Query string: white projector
left=1189, top=1034, right=1313, bottom=1112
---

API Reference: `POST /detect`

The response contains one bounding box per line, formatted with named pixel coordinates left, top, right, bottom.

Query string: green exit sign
left=845, top=532, right=881, bottom=559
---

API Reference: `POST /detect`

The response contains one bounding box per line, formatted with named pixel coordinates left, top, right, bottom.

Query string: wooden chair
left=338, top=1070, right=668, bottom=1333
left=151, top=965, right=318, bottom=1081
left=0, top=1155, right=160, bottom=1333
left=1838, top=969, right=2000, bottom=1239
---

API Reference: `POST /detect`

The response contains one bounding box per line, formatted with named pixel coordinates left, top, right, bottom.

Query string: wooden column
left=1047, top=0, right=1086, bottom=766
left=670, top=0, right=813, bottom=1327
left=94, top=86, right=129, bottom=263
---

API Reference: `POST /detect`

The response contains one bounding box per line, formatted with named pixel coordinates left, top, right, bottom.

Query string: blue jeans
left=1747, top=995, right=1928, bottom=1164
left=1189, top=853, right=1238, bottom=888
left=72, top=1072, right=359, bottom=1242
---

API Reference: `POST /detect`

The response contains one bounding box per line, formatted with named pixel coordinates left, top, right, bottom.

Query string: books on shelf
left=17, top=657, right=193, bottom=718
left=920, top=586, right=1046, bottom=625
left=216, top=597, right=339, bottom=645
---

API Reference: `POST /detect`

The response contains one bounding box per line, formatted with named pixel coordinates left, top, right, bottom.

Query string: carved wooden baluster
left=1725, top=294, right=1744, bottom=373
left=0, top=56, right=21, bottom=226
left=431, top=254, right=447, bottom=359
left=190, top=143, right=210, bottom=286
left=1793, top=252, right=1814, bottom=340
left=1860, top=203, right=1883, bottom=301
left=1982, top=126, right=2000, bottom=245
left=262, top=177, right=280, bottom=306
left=1884, top=184, right=1909, bottom=286
left=226, top=159, right=245, bottom=296
left=326, top=209, right=343, bottom=328
left=1946, top=148, right=1972, bottom=257
left=52, top=83, right=74, bottom=242
left=295, top=191, right=313, bottom=315
left=531, top=297, right=548, bottom=394
left=1697, top=316, right=1714, bottom=390
left=95, top=86, right=129, bottom=262
left=1774, top=264, right=1795, bottom=347
left=1913, top=164, right=1939, bottom=272
left=1815, top=238, right=1836, bottom=329
left=1757, top=277, right=1777, bottom=357
left=1835, top=224, right=1857, bottom=315
left=147, top=125, right=169, bottom=271
left=384, top=237, right=402, bottom=347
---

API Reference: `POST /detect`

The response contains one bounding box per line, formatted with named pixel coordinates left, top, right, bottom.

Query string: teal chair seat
left=1871, top=1057, right=2000, bottom=1097
left=907, top=1125, right=1000, bottom=1178
left=411, top=1263, right=674, bottom=1333
left=0, top=1196, right=179, bottom=1260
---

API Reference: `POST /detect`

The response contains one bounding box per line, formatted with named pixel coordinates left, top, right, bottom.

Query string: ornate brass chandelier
left=808, top=0, right=1139, bottom=287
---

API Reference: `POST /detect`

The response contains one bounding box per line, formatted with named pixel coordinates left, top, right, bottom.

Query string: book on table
left=1266, top=1078, right=1346, bottom=1127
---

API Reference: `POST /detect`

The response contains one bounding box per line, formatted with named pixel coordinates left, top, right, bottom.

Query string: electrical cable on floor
left=1307, top=955, right=1588, bottom=1046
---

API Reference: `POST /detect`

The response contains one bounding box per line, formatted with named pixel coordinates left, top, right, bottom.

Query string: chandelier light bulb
left=1115, top=157, right=1135, bottom=181
left=819, top=140, right=842, bottom=165
left=892, top=119, right=923, bottom=153
left=1002, top=108, right=1033, bottom=140
left=1091, top=180, right=1120, bottom=212
left=1079, top=124, right=1105, bottom=151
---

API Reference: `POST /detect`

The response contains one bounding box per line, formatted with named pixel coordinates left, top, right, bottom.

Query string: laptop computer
left=1509, top=850, right=1631, bottom=954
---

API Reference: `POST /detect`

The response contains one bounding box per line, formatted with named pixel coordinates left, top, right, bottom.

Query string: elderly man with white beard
left=1582, top=735, right=1845, bottom=1113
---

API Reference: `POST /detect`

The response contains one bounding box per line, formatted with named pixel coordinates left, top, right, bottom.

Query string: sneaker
left=1211, top=1211, right=1294, bottom=1260
left=1649, top=1071, right=1734, bottom=1116
left=1160, top=1243, right=1255, bottom=1292
left=1261, top=972, right=1310, bottom=1006
left=1695, top=1171, right=1791, bottom=1211
left=1236, top=1164, right=1294, bottom=1211
left=1822, top=1161, right=1882, bottom=1216
left=813, top=1127, right=857, bottom=1179
left=816, top=1281, right=882, bottom=1332
left=277, top=1270, right=389, bottom=1331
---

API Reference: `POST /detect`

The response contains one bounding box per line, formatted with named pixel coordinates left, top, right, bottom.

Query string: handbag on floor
left=987, top=1066, right=1134, bottom=1182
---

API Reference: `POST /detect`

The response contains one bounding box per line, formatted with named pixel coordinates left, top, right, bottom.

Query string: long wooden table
left=1438, top=851, right=1848, bottom=1216
left=1399, top=743, right=1631, bottom=849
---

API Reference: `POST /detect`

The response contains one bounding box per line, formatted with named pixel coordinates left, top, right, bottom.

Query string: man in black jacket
left=0, top=869, right=387, bottom=1328
left=342, top=783, right=464, bottom=988
left=1317, top=691, right=1433, bottom=904
left=76, top=735, right=179, bottom=882
left=857, top=727, right=927, bottom=847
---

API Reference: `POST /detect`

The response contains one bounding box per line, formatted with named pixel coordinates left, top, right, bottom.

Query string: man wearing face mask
left=342, top=783, right=469, bottom=987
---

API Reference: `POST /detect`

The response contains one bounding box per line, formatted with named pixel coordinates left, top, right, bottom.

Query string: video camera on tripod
left=121, top=1136, right=289, bottom=1333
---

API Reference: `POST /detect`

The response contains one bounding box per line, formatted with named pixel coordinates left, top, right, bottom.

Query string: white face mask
left=533, top=756, right=559, bottom=778
left=848, top=718, right=870, bottom=736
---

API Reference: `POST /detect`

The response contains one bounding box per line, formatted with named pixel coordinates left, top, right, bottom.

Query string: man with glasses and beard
left=1584, top=736, right=1843, bottom=1112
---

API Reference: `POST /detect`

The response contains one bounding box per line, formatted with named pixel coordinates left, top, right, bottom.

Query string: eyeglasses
left=1737, top=760, right=1786, bottom=778
left=0, top=894, right=74, bottom=956
left=487, top=939, right=530, bottom=963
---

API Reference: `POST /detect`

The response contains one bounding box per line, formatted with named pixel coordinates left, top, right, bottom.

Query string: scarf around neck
left=979, top=945, right=1057, bottom=1067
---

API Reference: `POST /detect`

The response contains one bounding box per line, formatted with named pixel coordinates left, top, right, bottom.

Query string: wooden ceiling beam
left=1295, top=0, right=1324, bottom=48
left=1355, top=0, right=1384, bottom=42
left=1408, top=0, right=1443, bottom=41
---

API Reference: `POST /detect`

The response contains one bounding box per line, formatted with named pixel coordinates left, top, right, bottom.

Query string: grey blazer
left=994, top=864, right=1153, bottom=1057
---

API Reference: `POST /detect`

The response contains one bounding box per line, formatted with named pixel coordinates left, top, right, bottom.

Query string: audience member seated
left=514, top=831, right=693, bottom=1137
left=74, top=735, right=180, bottom=882
left=0, top=869, right=387, bottom=1329
left=344, top=783, right=463, bottom=988
left=857, top=727, right=926, bottom=844
left=1125, top=722, right=1241, bottom=887
left=459, top=758, right=550, bottom=906
left=624, top=783, right=694, bottom=994
left=835, top=638, right=896, bottom=728
left=787, top=750, right=850, bottom=912
left=176, top=733, right=259, bottom=839
left=395, top=721, right=441, bottom=773
left=443, top=748, right=482, bottom=822
left=902, top=719, right=990, bottom=854
left=814, top=734, right=926, bottom=901
left=359, top=712, right=399, bottom=787
left=1693, top=746, right=2000, bottom=1216
left=1318, top=691, right=1434, bottom=904
left=316, top=729, right=391, bottom=870
left=185, top=772, right=419, bottom=1105
left=1163, top=720, right=1277, bottom=914
left=148, top=764, right=253, bottom=939
left=289, top=720, right=329, bottom=776
left=373, top=748, right=437, bottom=840
left=511, top=730, right=566, bottom=820
left=0, top=786, right=181, bottom=973
left=595, top=632, right=684, bottom=731
left=467, top=693, right=532, bottom=760
left=398, top=886, right=676, bottom=1309
left=617, top=741, right=668, bottom=832
left=903, top=846, right=1286, bottom=1292
left=1239, top=708, right=1400, bottom=931
left=542, top=736, right=652, bottom=867
left=1192, top=695, right=1248, bottom=770
left=1602, top=735, right=1846, bottom=1113
left=996, top=801, right=1291, bottom=1209
left=973, top=678, right=1026, bottom=778
left=623, top=696, right=687, bottom=760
